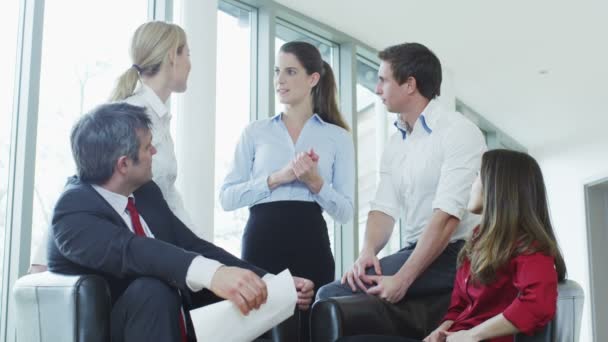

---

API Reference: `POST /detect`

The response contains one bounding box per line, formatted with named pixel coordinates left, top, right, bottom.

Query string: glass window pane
left=0, top=0, right=20, bottom=297
left=356, top=57, right=400, bottom=257
left=30, top=0, right=149, bottom=263
left=213, top=3, right=253, bottom=257
left=274, top=23, right=338, bottom=257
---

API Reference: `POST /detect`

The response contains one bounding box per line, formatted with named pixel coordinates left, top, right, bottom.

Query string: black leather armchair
left=311, top=280, right=584, bottom=342
left=12, top=271, right=298, bottom=342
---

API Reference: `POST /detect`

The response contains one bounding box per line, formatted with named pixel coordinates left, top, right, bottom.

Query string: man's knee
left=316, top=280, right=354, bottom=301
left=123, top=277, right=181, bottom=310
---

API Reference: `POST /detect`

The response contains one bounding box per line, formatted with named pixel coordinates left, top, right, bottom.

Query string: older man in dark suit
left=47, top=103, right=314, bottom=342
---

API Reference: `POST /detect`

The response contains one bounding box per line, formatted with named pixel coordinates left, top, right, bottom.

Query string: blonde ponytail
left=110, top=67, right=140, bottom=101
left=109, top=21, right=187, bottom=101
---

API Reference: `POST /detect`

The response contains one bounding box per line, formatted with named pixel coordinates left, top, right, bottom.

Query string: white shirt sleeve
left=312, top=131, right=355, bottom=224
left=431, top=122, right=486, bottom=219
left=186, top=256, right=225, bottom=292
left=219, top=126, right=272, bottom=211
left=369, top=138, right=401, bottom=221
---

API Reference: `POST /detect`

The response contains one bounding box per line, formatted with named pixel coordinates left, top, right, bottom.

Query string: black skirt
left=241, top=200, right=335, bottom=289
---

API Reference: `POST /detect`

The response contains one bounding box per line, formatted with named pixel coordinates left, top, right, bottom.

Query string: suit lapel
left=78, top=180, right=132, bottom=232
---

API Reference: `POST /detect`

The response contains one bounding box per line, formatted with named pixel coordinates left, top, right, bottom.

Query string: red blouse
left=443, top=251, right=558, bottom=342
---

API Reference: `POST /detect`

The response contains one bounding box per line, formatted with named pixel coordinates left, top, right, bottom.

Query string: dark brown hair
left=378, top=42, right=442, bottom=100
left=280, top=41, right=349, bottom=131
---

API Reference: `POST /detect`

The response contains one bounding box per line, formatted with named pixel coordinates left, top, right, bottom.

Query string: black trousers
left=111, top=277, right=221, bottom=342
left=337, top=337, right=420, bottom=342
left=110, top=277, right=184, bottom=342
left=242, top=200, right=335, bottom=341
left=317, top=240, right=465, bottom=300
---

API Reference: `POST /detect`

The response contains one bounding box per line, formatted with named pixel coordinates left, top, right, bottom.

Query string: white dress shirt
left=91, top=185, right=221, bottom=291
left=124, top=84, right=199, bottom=235
left=369, top=99, right=487, bottom=245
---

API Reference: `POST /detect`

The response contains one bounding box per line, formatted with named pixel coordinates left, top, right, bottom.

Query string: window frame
left=0, top=1, right=161, bottom=339
left=0, top=2, right=528, bottom=337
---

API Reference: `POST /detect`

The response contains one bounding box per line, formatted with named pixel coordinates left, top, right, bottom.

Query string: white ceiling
left=275, top=0, right=608, bottom=151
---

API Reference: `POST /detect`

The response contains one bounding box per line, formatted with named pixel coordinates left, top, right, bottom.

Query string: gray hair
left=70, top=103, right=152, bottom=184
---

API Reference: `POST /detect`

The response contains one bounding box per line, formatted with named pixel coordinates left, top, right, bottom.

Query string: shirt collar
left=92, top=184, right=133, bottom=215
left=393, top=99, right=438, bottom=140
left=271, top=112, right=326, bottom=125
left=135, top=83, right=170, bottom=118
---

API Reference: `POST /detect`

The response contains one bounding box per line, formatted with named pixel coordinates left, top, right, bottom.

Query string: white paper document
left=190, top=269, right=297, bottom=342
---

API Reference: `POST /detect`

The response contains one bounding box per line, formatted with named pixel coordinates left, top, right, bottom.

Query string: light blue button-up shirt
left=220, top=113, right=355, bottom=224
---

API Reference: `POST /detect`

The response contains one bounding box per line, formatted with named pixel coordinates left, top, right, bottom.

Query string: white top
left=92, top=184, right=221, bottom=292
left=369, top=99, right=487, bottom=245
left=124, top=84, right=198, bottom=235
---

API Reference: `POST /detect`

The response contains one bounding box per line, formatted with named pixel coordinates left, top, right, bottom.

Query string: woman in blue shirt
left=220, top=41, right=355, bottom=336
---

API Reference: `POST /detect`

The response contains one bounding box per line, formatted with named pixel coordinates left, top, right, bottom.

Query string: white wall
left=532, top=137, right=608, bottom=342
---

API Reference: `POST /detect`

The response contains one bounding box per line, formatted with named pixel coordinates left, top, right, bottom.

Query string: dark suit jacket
left=47, top=176, right=266, bottom=340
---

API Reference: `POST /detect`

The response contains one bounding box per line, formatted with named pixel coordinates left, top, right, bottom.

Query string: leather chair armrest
left=13, top=272, right=111, bottom=342
left=515, top=279, right=583, bottom=342
left=554, top=279, right=584, bottom=341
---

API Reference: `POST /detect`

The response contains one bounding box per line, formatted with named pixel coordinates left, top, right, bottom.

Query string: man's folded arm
left=52, top=206, right=198, bottom=290
left=169, top=210, right=268, bottom=278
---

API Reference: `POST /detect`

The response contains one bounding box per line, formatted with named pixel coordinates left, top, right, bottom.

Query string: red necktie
left=126, top=197, right=188, bottom=342
left=126, top=198, right=147, bottom=237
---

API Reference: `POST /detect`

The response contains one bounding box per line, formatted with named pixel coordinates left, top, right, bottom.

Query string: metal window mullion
left=149, top=0, right=173, bottom=21
left=337, top=42, right=358, bottom=276
left=255, top=5, right=275, bottom=119
left=248, top=4, right=258, bottom=122
left=1, top=0, right=45, bottom=341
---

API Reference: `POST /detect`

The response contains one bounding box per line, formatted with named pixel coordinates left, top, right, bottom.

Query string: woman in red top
left=423, top=149, right=567, bottom=341
left=338, top=149, right=567, bottom=342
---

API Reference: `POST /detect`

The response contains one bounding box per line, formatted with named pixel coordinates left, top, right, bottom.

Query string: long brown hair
left=458, top=149, right=567, bottom=284
left=279, top=41, right=349, bottom=131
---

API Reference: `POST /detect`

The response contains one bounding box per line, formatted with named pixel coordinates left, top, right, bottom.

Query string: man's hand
left=209, top=266, right=268, bottom=315
left=365, top=274, right=411, bottom=303
left=293, top=276, right=315, bottom=310
left=445, top=330, right=477, bottom=342
left=341, top=248, right=381, bottom=292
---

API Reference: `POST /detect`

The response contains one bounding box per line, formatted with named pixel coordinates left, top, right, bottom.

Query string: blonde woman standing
left=30, top=21, right=196, bottom=270
left=110, top=21, right=196, bottom=233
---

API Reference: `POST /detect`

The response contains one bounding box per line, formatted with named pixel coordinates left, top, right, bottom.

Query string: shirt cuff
left=254, top=174, right=272, bottom=194
left=431, top=198, right=465, bottom=220
left=186, top=256, right=224, bottom=292
left=369, top=201, right=400, bottom=221
left=312, top=181, right=331, bottom=204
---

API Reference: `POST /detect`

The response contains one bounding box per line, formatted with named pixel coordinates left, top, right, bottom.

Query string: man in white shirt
left=47, top=103, right=314, bottom=342
left=317, top=43, right=486, bottom=305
